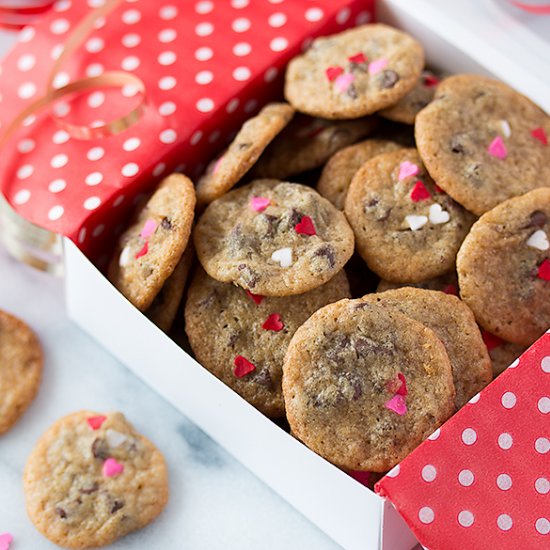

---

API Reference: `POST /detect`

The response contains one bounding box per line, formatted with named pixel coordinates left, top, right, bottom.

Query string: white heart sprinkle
left=500, top=119, right=511, bottom=138
left=271, top=247, right=293, bottom=267
left=429, top=203, right=450, bottom=224
left=119, top=246, right=131, bottom=267
left=527, top=229, right=549, bottom=251
left=106, top=429, right=128, bottom=448
left=405, top=215, right=428, bottom=231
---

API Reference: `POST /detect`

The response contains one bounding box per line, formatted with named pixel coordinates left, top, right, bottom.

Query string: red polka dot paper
left=376, top=332, right=550, bottom=550
left=0, top=0, right=374, bottom=261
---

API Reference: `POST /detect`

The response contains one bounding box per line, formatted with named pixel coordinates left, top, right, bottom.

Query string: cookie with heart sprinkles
left=344, top=148, right=475, bottom=283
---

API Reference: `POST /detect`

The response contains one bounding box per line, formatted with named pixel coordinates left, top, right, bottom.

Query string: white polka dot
left=536, top=518, right=550, bottom=535
left=269, top=13, right=287, bottom=27
left=18, top=82, right=36, bottom=99
left=419, top=507, right=434, bottom=525
left=19, top=27, right=35, bottom=43
left=195, top=1, right=214, bottom=14
left=226, top=98, right=239, bottom=113
left=542, top=357, right=550, bottom=373
left=51, top=44, right=63, bottom=60
left=498, top=432, right=513, bottom=450
left=196, top=22, right=214, bottom=36
left=535, top=437, right=550, bottom=454
left=121, top=56, right=140, bottom=71
left=497, top=514, right=513, bottom=531
left=87, top=0, right=105, bottom=7
left=86, top=63, right=104, bottom=77
left=78, top=227, right=86, bottom=244
left=17, top=54, right=36, bottom=71
left=305, top=7, right=324, bottom=22
left=469, top=393, right=480, bottom=404
left=93, top=16, right=106, bottom=29
left=123, top=137, right=141, bottom=151
left=51, top=154, right=68, bottom=168
left=497, top=474, right=512, bottom=491
left=244, top=99, right=257, bottom=113
left=55, top=0, right=71, bottom=12
left=53, top=130, right=70, bottom=144
left=232, top=17, right=251, bottom=32
left=536, top=477, right=550, bottom=495
left=122, top=9, right=141, bottom=24
left=122, top=33, right=140, bottom=48
left=48, top=179, right=66, bottom=193
left=462, top=428, right=477, bottom=445
left=22, top=115, right=36, bottom=127
left=428, top=428, right=441, bottom=441
left=121, top=84, right=139, bottom=98
left=113, top=195, right=125, bottom=207
left=87, top=91, right=105, bottom=108
left=121, top=163, right=139, bottom=177
left=233, top=42, right=251, bottom=56
left=92, top=224, right=104, bottom=238
left=84, top=197, right=101, bottom=210
left=48, top=205, right=64, bottom=220
left=196, top=98, right=214, bottom=113
left=153, top=163, right=166, bottom=177
left=458, top=469, right=475, bottom=487
left=336, top=7, right=351, bottom=24
left=233, top=66, right=251, bottom=81
left=86, top=37, right=104, bottom=53
left=195, top=47, right=213, bottom=61
left=190, top=131, right=203, bottom=145
left=159, top=101, right=176, bottom=116
left=158, top=28, right=176, bottom=43
left=85, top=172, right=103, bottom=186
left=53, top=101, right=70, bottom=117
left=501, top=391, right=517, bottom=409
left=356, top=10, right=372, bottom=24
left=195, top=70, right=213, bottom=85
left=264, top=67, right=278, bottom=82
left=51, top=18, right=70, bottom=34
left=209, top=130, right=221, bottom=143
left=17, top=139, right=35, bottom=153
left=13, top=189, right=31, bottom=205
left=231, top=0, right=249, bottom=7
left=159, top=5, right=178, bottom=19
left=158, top=76, right=176, bottom=90
left=458, top=511, right=474, bottom=528
left=268, top=0, right=283, bottom=3
left=386, top=464, right=400, bottom=478
left=270, top=37, right=288, bottom=52
left=160, top=129, right=177, bottom=144
left=17, top=164, right=33, bottom=179
left=509, top=358, right=520, bottom=369
left=158, top=51, right=176, bottom=66
left=538, top=397, right=550, bottom=414
left=421, top=465, right=437, bottom=483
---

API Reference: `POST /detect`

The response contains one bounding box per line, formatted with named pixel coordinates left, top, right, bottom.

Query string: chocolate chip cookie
left=193, top=179, right=355, bottom=296
left=457, top=187, right=550, bottom=346
left=285, top=24, right=424, bottom=119
left=24, top=411, right=168, bottom=549
left=416, top=74, right=550, bottom=215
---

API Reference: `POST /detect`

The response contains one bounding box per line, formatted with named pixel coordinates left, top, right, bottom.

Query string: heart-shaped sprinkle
left=527, top=229, right=549, bottom=251
left=295, top=215, right=316, bottom=236
left=139, top=219, right=157, bottom=239
left=410, top=181, right=431, bottom=202
left=500, top=120, right=511, bottom=138
left=245, top=290, right=264, bottom=305
left=434, top=184, right=445, bottom=194
left=386, top=373, right=408, bottom=396
left=348, top=52, right=367, bottom=64
left=334, top=72, right=355, bottom=93
left=429, top=203, right=450, bottom=224
left=405, top=214, right=428, bottom=231
left=443, top=284, right=458, bottom=295
left=368, top=58, right=388, bottom=75
left=0, top=533, right=13, bottom=550
left=487, top=135, right=507, bottom=159
left=233, top=355, right=256, bottom=377
left=271, top=247, right=293, bottom=267
left=87, top=415, right=107, bottom=430
left=262, top=313, right=284, bottom=332
left=135, top=241, right=148, bottom=259
left=106, top=429, right=128, bottom=448
left=212, top=157, right=223, bottom=174
left=325, top=65, right=344, bottom=82
left=398, top=161, right=419, bottom=181
left=537, top=258, right=550, bottom=281
left=532, top=127, right=548, bottom=146
left=250, top=196, right=271, bottom=212
left=103, top=458, right=124, bottom=477
left=385, top=394, right=407, bottom=415
left=481, top=330, right=504, bottom=352
left=422, top=72, right=439, bottom=87
left=119, top=246, right=131, bottom=267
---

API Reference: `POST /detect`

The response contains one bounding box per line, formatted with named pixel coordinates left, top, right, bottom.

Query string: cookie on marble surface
left=283, top=299, right=455, bottom=472
left=193, top=179, right=354, bottom=296
left=416, top=74, right=550, bottom=215
left=480, top=330, right=526, bottom=378
left=196, top=103, right=294, bottom=206
left=361, top=288, right=492, bottom=409
left=185, top=268, right=350, bottom=418
left=251, top=114, right=378, bottom=180
left=377, top=270, right=459, bottom=296
left=24, top=411, right=168, bottom=549
left=344, top=148, right=475, bottom=282
left=316, top=138, right=402, bottom=209
left=0, top=309, right=42, bottom=434
left=285, top=24, right=424, bottom=119
left=108, top=174, right=196, bottom=311
left=457, top=187, right=550, bottom=346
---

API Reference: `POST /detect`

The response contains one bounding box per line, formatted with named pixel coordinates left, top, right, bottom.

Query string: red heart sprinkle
left=434, top=184, right=445, bottom=194
left=348, top=52, right=367, bottom=64
left=295, top=215, right=316, bottom=236
left=325, top=65, right=344, bottom=82
left=423, top=74, right=440, bottom=87
left=262, top=313, right=284, bottom=332
left=386, top=373, right=407, bottom=396
left=87, top=415, right=107, bottom=430
left=537, top=258, right=550, bottom=281
left=410, top=181, right=431, bottom=202
left=481, top=330, right=504, bottom=352
left=532, top=127, right=548, bottom=146
left=245, top=290, right=264, bottom=305
left=443, top=284, right=458, bottom=295
left=135, top=241, right=148, bottom=259
left=233, top=355, right=256, bottom=378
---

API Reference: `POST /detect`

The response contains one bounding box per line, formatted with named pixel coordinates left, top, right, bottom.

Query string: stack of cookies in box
left=108, top=24, right=550, bottom=479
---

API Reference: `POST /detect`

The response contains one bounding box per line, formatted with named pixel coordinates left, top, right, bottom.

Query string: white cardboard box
left=63, top=1, right=548, bottom=548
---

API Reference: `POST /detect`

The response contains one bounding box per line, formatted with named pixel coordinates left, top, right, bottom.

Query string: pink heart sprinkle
left=139, top=218, right=157, bottom=239
left=385, top=394, right=407, bottom=416
left=103, top=458, right=124, bottom=477
left=368, top=58, right=388, bottom=75
left=325, top=65, right=344, bottom=82
left=233, top=355, right=256, bottom=378
left=487, top=136, right=507, bottom=159
left=532, top=127, right=548, bottom=146
left=398, top=161, right=419, bottom=181
left=250, top=196, right=271, bottom=212
left=87, top=415, right=106, bottom=430
left=334, top=72, right=355, bottom=94
left=0, top=533, right=13, bottom=550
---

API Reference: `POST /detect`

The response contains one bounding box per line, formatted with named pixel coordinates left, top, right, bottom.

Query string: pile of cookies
left=107, top=23, right=550, bottom=483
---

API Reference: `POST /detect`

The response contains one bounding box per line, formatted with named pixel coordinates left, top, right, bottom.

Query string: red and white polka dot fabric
left=0, top=0, right=374, bottom=261
left=376, top=331, right=550, bottom=550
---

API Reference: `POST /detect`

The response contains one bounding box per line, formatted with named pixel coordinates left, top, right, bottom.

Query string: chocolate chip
left=238, top=142, right=251, bottom=150
left=289, top=208, right=304, bottom=228
left=254, top=368, right=273, bottom=390
left=261, top=214, right=279, bottom=238
left=354, top=336, right=394, bottom=357
left=227, top=330, right=240, bottom=347
left=237, top=264, right=258, bottom=289
left=111, top=500, right=124, bottom=514
left=91, top=438, right=110, bottom=460
left=80, top=482, right=99, bottom=495
left=450, top=135, right=466, bottom=154
left=198, top=292, right=216, bottom=308
left=365, top=198, right=379, bottom=208
left=347, top=84, right=358, bottom=100
left=350, top=62, right=368, bottom=74
left=379, top=70, right=399, bottom=89
left=55, top=506, right=67, bottom=519
left=313, top=244, right=336, bottom=269
left=526, top=210, right=547, bottom=228
left=161, top=217, right=172, bottom=230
